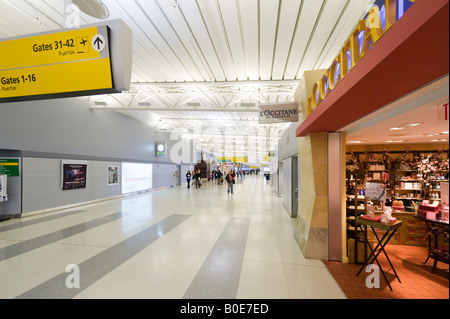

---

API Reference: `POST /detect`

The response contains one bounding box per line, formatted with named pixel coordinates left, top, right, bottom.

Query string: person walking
left=225, top=170, right=235, bottom=194
left=217, top=169, right=223, bottom=185
left=199, top=169, right=202, bottom=187
left=195, top=169, right=202, bottom=188
left=186, top=170, right=191, bottom=189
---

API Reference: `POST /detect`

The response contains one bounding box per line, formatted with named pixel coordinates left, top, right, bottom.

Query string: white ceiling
left=0, top=0, right=378, bottom=160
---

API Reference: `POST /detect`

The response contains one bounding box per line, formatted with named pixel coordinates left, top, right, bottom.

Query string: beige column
left=294, top=69, right=330, bottom=260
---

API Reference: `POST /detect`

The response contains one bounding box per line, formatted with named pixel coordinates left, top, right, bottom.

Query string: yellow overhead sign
left=0, top=25, right=116, bottom=102
left=217, top=157, right=247, bottom=163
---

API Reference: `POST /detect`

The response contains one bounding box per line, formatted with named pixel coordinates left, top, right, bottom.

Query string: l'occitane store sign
left=0, top=25, right=117, bottom=102
left=307, top=0, right=415, bottom=116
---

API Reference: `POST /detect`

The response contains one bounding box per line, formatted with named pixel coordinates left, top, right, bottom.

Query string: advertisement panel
left=121, top=162, right=153, bottom=194
left=62, top=162, right=87, bottom=190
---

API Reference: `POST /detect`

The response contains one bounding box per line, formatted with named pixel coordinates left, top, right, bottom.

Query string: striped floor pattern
left=0, top=176, right=346, bottom=299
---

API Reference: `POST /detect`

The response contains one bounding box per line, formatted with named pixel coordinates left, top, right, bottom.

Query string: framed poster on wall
left=62, top=161, right=87, bottom=190
left=108, top=166, right=119, bottom=185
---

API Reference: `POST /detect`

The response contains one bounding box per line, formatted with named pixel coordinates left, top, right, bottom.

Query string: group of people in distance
left=185, top=169, right=236, bottom=194
left=185, top=169, right=202, bottom=189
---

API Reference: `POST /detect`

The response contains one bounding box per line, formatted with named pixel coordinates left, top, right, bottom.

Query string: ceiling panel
left=271, top=0, right=302, bottom=80
left=239, top=0, right=259, bottom=81
left=217, top=0, right=247, bottom=81
left=283, top=0, right=323, bottom=79
left=259, top=0, right=280, bottom=80
left=198, top=0, right=237, bottom=81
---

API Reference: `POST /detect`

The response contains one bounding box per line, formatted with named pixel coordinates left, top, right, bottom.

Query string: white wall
left=22, top=157, right=121, bottom=213
left=0, top=97, right=199, bottom=216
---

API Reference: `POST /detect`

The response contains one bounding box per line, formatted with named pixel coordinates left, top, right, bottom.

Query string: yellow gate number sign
left=0, top=25, right=116, bottom=102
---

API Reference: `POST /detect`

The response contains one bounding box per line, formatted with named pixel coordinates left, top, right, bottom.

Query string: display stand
left=356, top=218, right=403, bottom=291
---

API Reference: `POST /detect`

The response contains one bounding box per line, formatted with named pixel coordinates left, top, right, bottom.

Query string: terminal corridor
left=0, top=176, right=345, bottom=299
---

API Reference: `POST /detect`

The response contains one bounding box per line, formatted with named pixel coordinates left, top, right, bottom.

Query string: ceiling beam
left=131, top=79, right=300, bottom=87
left=90, top=106, right=261, bottom=112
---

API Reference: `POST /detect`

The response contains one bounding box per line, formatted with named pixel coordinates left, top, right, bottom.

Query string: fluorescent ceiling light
left=431, top=139, right=448, bottom=142
left=389, top=122, right=422, bottom=130
left=347, top=140, right=367, bottom=144
left=94, top=101, right=107, bottom=105
left=403, top=123, right=421, bottom=127
left=423, top=132, right=449, bottom=137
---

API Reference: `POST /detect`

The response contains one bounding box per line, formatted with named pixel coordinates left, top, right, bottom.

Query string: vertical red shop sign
left=438, top=103, right=449, bottom=123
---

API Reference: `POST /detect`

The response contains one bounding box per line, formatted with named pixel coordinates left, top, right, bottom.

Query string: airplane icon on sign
left=77, top=36, right=89, bottom=53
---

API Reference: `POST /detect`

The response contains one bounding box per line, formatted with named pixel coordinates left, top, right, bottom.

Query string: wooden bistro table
left=355, top=217, right=403, bottom=291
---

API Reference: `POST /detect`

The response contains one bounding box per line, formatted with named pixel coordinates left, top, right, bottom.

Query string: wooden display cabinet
left=366, top=211, right=429, bottom=246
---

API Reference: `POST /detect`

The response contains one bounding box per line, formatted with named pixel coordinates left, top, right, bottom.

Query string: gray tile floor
left=0, top=175, right=346, bottom=299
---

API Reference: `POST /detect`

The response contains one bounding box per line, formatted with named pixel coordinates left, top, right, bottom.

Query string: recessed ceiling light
left=388, top=133, right=411, bottom=137
left=431, top=139, right=448, bottom=142
left=347, top=140, right=367, bottom=144
left=442, top=131, right=449, bottom=134
left=389, top=127, right=404, bottom=131
left=386, top=140, right=409, bottom=143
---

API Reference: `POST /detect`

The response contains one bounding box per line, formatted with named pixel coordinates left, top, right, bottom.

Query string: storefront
left=294, top=0, right=449, bottom=263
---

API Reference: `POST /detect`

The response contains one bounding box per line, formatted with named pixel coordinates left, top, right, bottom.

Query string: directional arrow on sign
left=93, top=37, right=103, bottom=50
left=92, top=34, right=105, bottom=52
